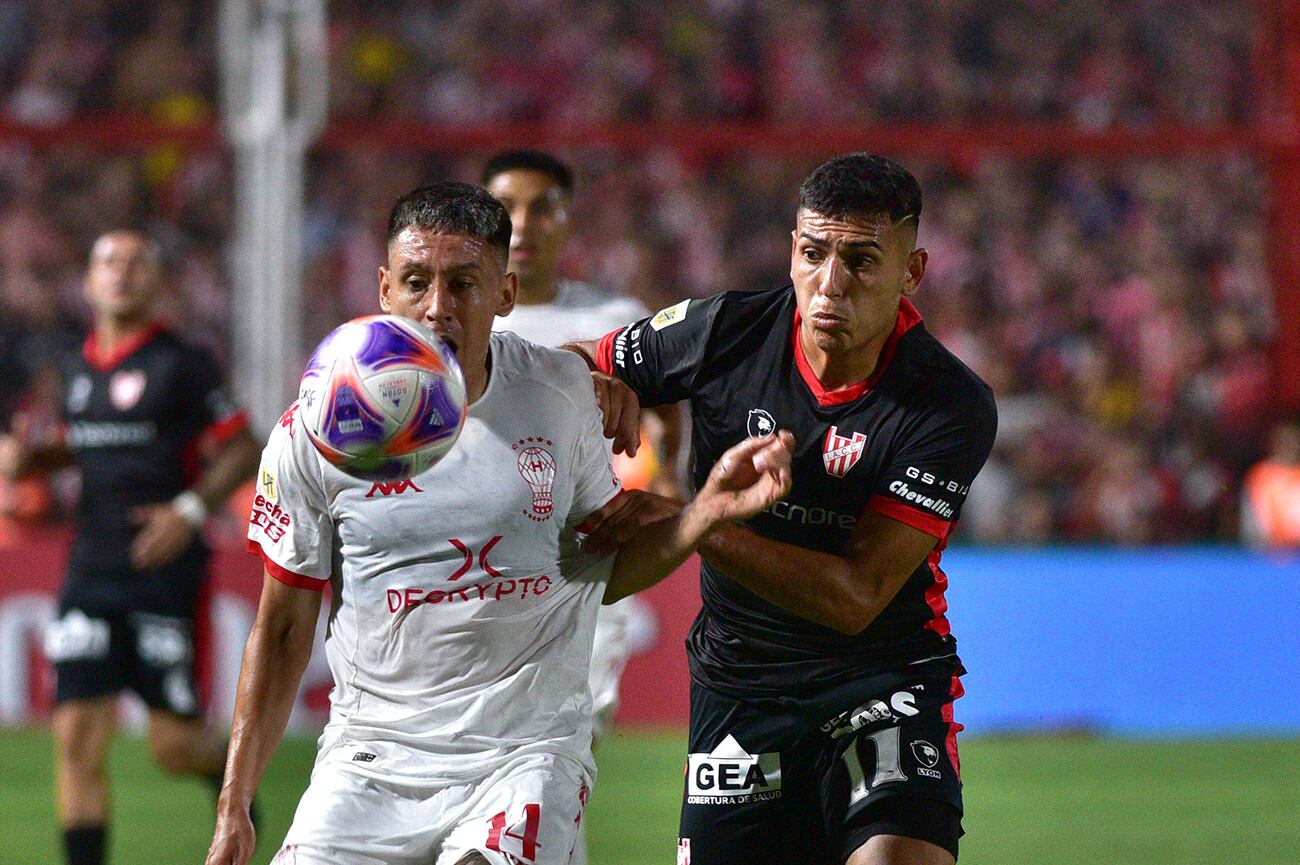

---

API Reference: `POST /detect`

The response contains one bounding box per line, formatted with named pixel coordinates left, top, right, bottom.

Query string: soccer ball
left=298, top=315, right=467, bottom=481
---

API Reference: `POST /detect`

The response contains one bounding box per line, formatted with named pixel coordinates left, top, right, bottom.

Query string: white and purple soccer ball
left=298, top=315, right=467, bottom=481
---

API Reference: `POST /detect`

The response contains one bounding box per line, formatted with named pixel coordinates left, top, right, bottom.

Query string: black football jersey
left=595, top=286, right=997, bottom=697
left=58, top=324, right=246, bottom=584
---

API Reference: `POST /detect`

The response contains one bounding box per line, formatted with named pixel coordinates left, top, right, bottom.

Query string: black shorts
left=46, top=595, right=203, bottom=718
left=679, top=661, right=966, bottom=864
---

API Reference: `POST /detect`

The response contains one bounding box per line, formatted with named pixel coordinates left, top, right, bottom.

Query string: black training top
left=595, top=286, right=997, bottom=697
left=58, top=324, right=246, bottom=590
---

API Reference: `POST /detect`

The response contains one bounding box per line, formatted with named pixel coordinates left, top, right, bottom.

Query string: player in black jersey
left=0, top=231, right=261, bottom=865
left=569, top=154, right=996, bottom=864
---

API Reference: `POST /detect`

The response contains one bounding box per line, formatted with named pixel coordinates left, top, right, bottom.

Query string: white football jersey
left=494, top=280, right=652, bottom=741
left=495, top=280, right=648, bottom=347
left=248, top=332, right=621, bottom=782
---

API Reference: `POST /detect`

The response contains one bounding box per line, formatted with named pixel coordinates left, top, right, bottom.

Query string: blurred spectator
left=0, top=0, right=1282, bottom=544
left=0, top=1, right=1265, bottom=129
left=1241, top=418, right=1300, bottom=548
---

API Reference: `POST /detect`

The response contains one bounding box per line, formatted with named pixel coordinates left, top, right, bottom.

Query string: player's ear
left=378, top=266, right=393, bottom=312
left=901, top=246, right=927, bottom=298
left=496, top=270, right=517, bottom=317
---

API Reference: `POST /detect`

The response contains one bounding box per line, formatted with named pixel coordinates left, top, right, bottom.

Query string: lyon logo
left=110, top=370, right=146, bottom=411
left=747, top=409, right=776, bottom=438
left=911, top=740, right=940, bottom=769
left=514, top=437, right=556, bottom=521
left=823, top=426, right=866, bottom=477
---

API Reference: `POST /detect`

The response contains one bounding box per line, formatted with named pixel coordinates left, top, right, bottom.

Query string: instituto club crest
left=110, top=370, right=147, bottom=411
left=822, top=426, right=866, bottom=477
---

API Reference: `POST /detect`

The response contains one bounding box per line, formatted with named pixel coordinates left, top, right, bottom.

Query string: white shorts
left=272, top=749, right=592, bottom=865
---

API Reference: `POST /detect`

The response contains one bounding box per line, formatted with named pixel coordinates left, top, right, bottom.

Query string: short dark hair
left=797, top=153, right=922, bottom=227
left=386, top=182, right=513, bottom=264
left=481, top=150, right=574, bottom=194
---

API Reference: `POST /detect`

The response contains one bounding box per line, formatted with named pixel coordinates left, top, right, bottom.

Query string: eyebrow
left=798, top=232, right=883, bottom=252
left=398, top=260, right=482, bottom=275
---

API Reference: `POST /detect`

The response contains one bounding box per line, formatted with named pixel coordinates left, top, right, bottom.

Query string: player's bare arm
left=206, top=572, right=322, bottom=865
left=130, top=428, right=260, bottom=570
left=645, top=402, right=685, bottom=498
left=0, top=430, right=74, bottom=478
left=603, top=433, right=793, bottom=603
left=699, top=505, right=938, bottom=635
left=581, top=489, right=684, bottom=558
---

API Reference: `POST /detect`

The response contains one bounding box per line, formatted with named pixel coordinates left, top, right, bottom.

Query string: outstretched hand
left=697, top=431, right=795, bottom=524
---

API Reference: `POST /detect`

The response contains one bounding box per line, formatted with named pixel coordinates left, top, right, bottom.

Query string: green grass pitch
left=1, top=728, right=1296, bottom=864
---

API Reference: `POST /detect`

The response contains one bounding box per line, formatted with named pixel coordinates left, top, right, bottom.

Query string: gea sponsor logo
left=821, top=690, right=920, bottom=740
left=250, top=493, right=291, bottom=542
left=686, top=735, right=782, bottom=804
left=886, top=481, right=955, bottom=519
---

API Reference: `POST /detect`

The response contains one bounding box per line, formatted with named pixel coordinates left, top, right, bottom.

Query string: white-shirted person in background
left=483, top=153, right=685, bottom=782
left=206, top=182, right=793, bottom=865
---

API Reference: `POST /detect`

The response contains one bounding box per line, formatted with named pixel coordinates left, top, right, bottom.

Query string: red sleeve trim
left=575, top=488, right=628, bottom=534
left=594, top=329, right=620, bottom=375
left=866, top=494, right=953, bottom=540
left=204, top=410, right=249, bottom=445
left=246, top=539, right=328, bottom=591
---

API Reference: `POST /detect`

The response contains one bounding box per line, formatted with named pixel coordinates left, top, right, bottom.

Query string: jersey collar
left=82, top=322, right=167, bottom=372
left=792, top=297, right=922, bottom=407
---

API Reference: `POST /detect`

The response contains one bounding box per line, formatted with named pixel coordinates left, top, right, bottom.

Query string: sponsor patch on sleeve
left=259, top=465, right=278, bottom=502
left=650, top=300, right=690, bottom=331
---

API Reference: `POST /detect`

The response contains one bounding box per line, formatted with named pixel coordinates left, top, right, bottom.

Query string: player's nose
left=510, top=204, right=530, bottom=233
left=424, top=283, right=455, bottom=321
left=817, top=256, right=848, bottom=298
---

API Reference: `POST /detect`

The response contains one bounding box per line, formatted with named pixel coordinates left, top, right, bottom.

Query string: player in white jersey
left=206, top=182, right=793, bottom=865
left=483, top=151, right=680, bottom=758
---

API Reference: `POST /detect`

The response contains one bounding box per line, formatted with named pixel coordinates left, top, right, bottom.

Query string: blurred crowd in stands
left=0, top=0, right=1265, bottom=127
left=0, top=0, right=1287, bottom=544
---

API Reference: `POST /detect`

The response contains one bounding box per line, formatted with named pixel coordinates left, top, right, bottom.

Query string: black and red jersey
left=595, top=286, right=997, bottom=697
left=57, top=324, right=247, bottom=583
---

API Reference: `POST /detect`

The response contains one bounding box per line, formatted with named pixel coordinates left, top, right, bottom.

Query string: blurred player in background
left=0, top=230, right=260, bottom=865
left=483, top=152, right=679, bottom=820
left=569, top=154, right=997, bottom=865
left=484, top=149, right=683, bottom=496
left=207, top=182, right=793, bottom=865
left=1241, top=415, right=1300, bottom=547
